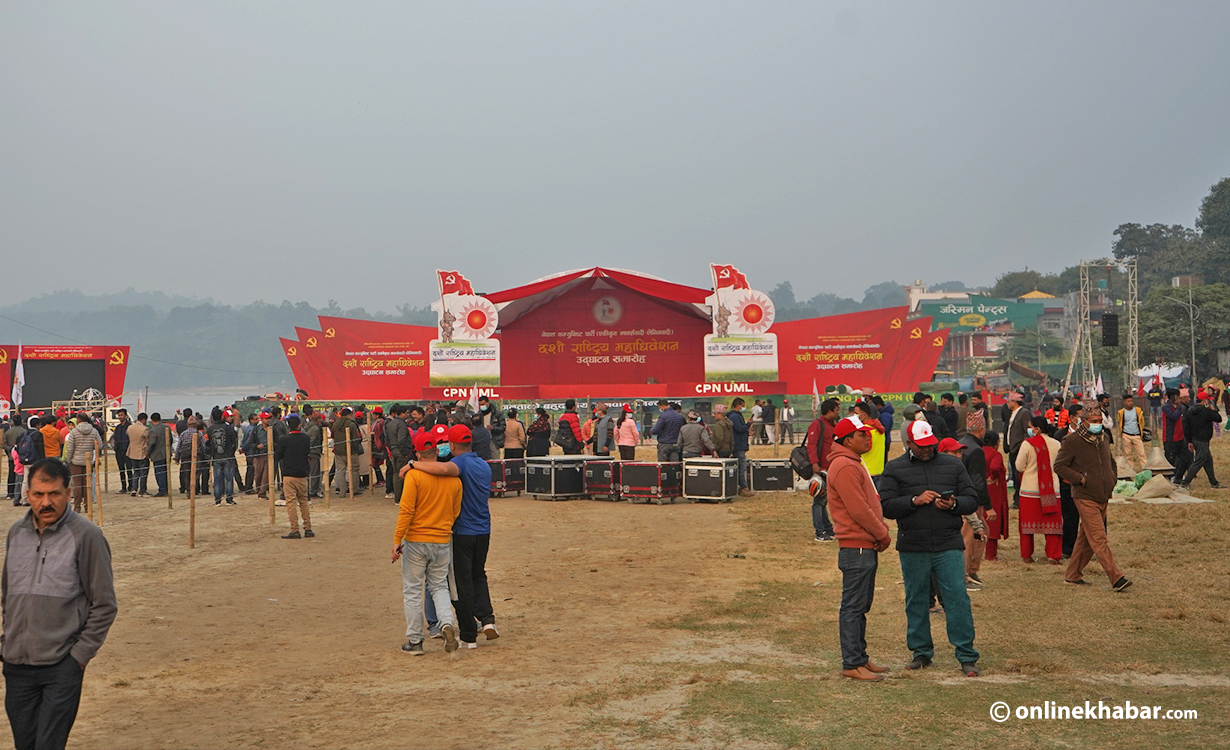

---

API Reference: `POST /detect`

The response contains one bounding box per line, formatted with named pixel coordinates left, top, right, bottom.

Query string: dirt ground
left=1, top=457, right=761, bottom=749
left=1, top=440, right=1228, bottom=749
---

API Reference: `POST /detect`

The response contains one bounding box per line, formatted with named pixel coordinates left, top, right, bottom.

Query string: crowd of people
left=816, top=384, right=1224, bottom=682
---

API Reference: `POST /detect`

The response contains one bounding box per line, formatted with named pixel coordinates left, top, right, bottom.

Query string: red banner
left=772, top=307, right=909, bottom=392
left=0, top=344, right=131, bottom=405
left=280, top=338, right=316, bottom=396
left=498, top=284, right=710, bottom=386
left=303, top=317, right=434, bottom=400
left=885, top=319, right=950, bottom=391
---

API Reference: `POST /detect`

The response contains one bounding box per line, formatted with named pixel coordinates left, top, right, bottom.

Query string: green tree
left=990, top=270, right=1057, bottom=298
left=1139, top=283, right=1230, bottom=376
left=1002, top=327, right=1067, bottom=369
left=1197, top=177, right=1230, bottom=241
left=1111, top=223, right=1204, bottom=292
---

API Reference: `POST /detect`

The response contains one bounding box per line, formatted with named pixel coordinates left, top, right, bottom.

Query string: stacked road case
left=526, top=456, right=586, bottom=499
left=682, top=458, right=739, bottom=502
left=620, top=461, right=683, bottom=504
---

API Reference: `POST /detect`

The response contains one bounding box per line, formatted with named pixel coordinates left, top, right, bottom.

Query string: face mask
left=1027, top=428, right=1036, bottom=437
left=1088, top=424, right=1103, bottom=434
left=438, top=444, right=452, bottom=458
left=481, top=405, right=489, bottom=412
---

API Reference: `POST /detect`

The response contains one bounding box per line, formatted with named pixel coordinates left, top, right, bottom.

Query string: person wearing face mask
left=476, top=397, right=506, bottom=459
left=880, top=420, right=982, bottom=677
left=1054, top=403, right=1131, bottom=592
left=1014, top=416, right=1063, bottom=564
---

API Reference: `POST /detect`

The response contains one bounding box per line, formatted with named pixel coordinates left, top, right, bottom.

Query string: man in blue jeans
left=728, top=398, right=751, bottom=496
left=879, top=419, right=982, bottom=677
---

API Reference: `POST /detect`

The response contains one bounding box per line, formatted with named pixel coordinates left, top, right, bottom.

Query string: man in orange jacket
left=828, top=415, right=893, bottom=681
left=391, top=430, right=463, bottom=655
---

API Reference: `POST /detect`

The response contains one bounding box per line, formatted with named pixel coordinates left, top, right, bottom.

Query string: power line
left=0, top=313, right=289, bottom=376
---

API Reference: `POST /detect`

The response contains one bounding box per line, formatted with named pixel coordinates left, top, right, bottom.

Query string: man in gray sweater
left=2, top=458, right=117, bottom=750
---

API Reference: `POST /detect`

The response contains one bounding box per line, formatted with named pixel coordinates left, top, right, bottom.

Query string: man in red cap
left=402, top=423, right=499, bottom=648
left=880, top=419, right=982, bottom=676
left=391, top=430, right=463, bottom=655
left=827, top=416, right=892, bottom=681
left=1176, top=390, right=1221, bottom=489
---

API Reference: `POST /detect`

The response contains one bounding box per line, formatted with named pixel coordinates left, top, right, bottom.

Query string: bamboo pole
left=103, top=435, right=108, bottom=494
left=97, top=467, right=105, bottom=527
left=345, top=427, right=354, bottom=502
left=189, top=433, right=197, bottom=549
left=267, top=426, right=275, bottom=524
left=323, top=424, right=331, bottom=510
left=87, top=450, right=96, bottom=524
left=366, top=412, right=374, bottom=495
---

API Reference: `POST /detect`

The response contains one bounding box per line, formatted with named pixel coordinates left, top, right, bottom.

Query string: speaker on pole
left=1101, top=312, right=1119, bottom=347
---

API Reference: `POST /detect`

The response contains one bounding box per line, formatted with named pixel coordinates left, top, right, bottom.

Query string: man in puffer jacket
left=63, top=414, right=101, bottom=513
left=880, top=419, right=981, bottom=677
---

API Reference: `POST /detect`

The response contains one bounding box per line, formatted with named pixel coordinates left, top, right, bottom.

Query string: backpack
left=372, top=419, right=386, bottom=452
left=16, top=431, right=39, bottom=465
left=791, top=419, right=823, bottom=479
left=552, top=416, right=578, bottom=450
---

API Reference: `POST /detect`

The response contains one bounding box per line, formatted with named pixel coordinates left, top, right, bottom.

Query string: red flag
left=712, top=264, right=750, bottom=290
left=437, top=270, right=474, bottom=296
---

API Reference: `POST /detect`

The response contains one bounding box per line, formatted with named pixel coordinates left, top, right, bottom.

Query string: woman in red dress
left=982, top=431, right=1010, bottom=561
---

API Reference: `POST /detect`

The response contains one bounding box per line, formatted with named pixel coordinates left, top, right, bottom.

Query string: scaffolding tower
left=1062, top=258, right=1137, bottom=398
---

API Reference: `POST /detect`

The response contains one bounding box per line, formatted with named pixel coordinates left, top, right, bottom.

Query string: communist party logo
left=890, top=318, right=902, bottom=329
left=932, top=336, right=944, bottom=346
left=286, top=346, right=298, bottom=357
left=306, top=337, right=318, bottom=348
left=0, top=349, right=7, bottom=365
left=325, top=328, right=336, bottom=338
left=109, top=350, right=125, bottom=365
left=909, top=327, right=922, bottom=339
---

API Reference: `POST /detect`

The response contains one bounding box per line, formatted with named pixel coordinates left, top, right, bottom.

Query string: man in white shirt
left=751, top=400, right=765, bottom=445
left=780, top=400, right=796, bottom=444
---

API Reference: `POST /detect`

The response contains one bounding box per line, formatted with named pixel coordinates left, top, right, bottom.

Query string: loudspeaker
left=1101, top=313, right=1119, bottom=347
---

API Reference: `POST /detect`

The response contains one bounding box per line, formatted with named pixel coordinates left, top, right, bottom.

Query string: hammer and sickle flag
left=287, top=346, right=297, bottom=357
left=0, top=349, right=7, bottom=365
left=325, top=328, right=336, bottom=339
left=306, top=337, right=318, bottom=348
left=109, top=350, right=125, bottom=365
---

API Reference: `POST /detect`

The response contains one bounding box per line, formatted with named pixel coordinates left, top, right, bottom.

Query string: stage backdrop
left=499, top=284, right=710, bottom=386
left=1, top=345, right=131, bottom=409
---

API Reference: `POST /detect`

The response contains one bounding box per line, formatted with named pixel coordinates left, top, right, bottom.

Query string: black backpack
left=208, top=424, right=229, bottom=457
left=791, top=419, right=823, bottom=479
left=16, top=431, right=39, bottom=465
left=552, top=417, right=578, bottom=450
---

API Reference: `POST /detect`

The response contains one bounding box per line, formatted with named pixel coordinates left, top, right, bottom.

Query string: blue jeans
left=838, top=548, right=878, bottom=669
left=734, top=450, right=748, bottom=489
left=212, top=457, right=236, bottom=501
left=812, top=495, right=833, bottom=536
left=152, top=459, right=168, bottom=494
left=400, top=542, right=454, bottom=643
left=899, top=549, right=979, bottom=664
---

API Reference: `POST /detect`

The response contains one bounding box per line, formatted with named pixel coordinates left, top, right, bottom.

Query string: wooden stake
left=323, top=424, right=331, bottom=510
left=345, top=427, right=354, bottom=503
left=367, top=412, right=374, bottom=495
left=87, top=450, right=96, bottom=524
left=103, top=436, right=108, bottom=494
left=97, top=470, right=104, bottom=527
left=189, top=432, right=197, bottom=549
left=267, top=426, right=275, bottom=524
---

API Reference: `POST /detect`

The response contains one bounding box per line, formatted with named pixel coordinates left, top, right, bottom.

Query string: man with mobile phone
left=880, top=420, right=982, bottom=677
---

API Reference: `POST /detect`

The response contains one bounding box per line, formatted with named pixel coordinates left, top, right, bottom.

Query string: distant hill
left=0, top=293, right=434, bottom=391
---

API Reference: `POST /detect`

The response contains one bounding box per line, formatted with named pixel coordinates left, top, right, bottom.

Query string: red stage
left=281, top=267, right=948, bottom=401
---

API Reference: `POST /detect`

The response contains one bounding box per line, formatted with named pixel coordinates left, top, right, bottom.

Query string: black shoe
left=401, top=640, right=424, bottom=656
left=215, top=499, right=222, bottom=506
left=1210, top=483, right=1223, bottom=489
left=304, top=530, right=315, bottom=538
left=961, top=662, right=981, bottom=677
left=130, top=491, right=137, bottom=497
left=905, top=656, right=932, bottom=670
left=1065, top=578, right=1092, bottom=586
left=968, top=572, right=983, bottom=584
left=152, top=492, right=167, bottom=498
left=1112, top=576, right=1133, bottom=592
left=226, top=498, right=238, bottom=505
left=281, top=531, right=301, bottom=539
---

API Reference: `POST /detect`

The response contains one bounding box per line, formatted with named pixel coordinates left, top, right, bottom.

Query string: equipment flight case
left=488, top=458, right=525, bottom=497
left=750, top=459, right=794, bottom=492
left=682, top=458, right=739, bottom=502
left=583, top=456, right=621, bottom=500
left=620, top=461, right=683, bottom=504
left=525, top=456, right=586, bottom=499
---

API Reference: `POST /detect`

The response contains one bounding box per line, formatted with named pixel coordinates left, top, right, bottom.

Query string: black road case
left=621, top=462, right=683, bottom=504
left=750, top=459, right=794, bottom=492
left=488, top=458, right=525, bottom=497
left=583, top=457, right=621, bottom=500
left=683, top=458, right=738, bottom=502
left=525, top=456, right=586, bottom=499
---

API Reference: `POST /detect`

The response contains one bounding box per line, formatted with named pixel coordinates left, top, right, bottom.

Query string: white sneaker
left=482, top=623, right=500, bottom=640
left=274, top=499, right=287, bottom=506
left=461, top=640, right=478, bottom=649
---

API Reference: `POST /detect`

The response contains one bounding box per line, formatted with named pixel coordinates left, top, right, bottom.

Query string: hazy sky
left=4, top=2, right=1228, bottom=311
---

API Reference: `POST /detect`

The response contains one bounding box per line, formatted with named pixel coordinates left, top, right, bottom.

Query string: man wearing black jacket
left=276, top=415, right=313, bottom=538
left=1178, top=390, right=1221, bottom=489
left=384, top=405, right=412, bottom=502
left=880, top=420, right=981, bottom=677
left=207, top=407, right=239, bottom=506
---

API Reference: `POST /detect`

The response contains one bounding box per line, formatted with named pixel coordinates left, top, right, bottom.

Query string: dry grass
left=581, top=439, right=1230, bottom=749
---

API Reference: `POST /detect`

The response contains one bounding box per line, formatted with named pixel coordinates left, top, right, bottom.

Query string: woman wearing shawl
left=526, top=408, right=552, bottom=457
left=981, top=431, right=1009, bottom=561
left=1014, top=415, right=1063, bottom=563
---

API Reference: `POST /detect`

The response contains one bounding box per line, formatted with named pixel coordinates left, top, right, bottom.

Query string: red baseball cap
left=907, top=420, right=938, bottom=446
left=412, top=431, right=437, bottom=452
left=834, top=415, right=874, bottom=440
left=372, top=406, right=383, bottom=414
left=937, top=437, right=963, bottom=453
left=447, top=424, right=472, bottom=444
left=431, top=424, right=450, bottom=441
left=1197, top=389, right=1210, bottom=400
left=622, top=403, right=633, bottom=413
